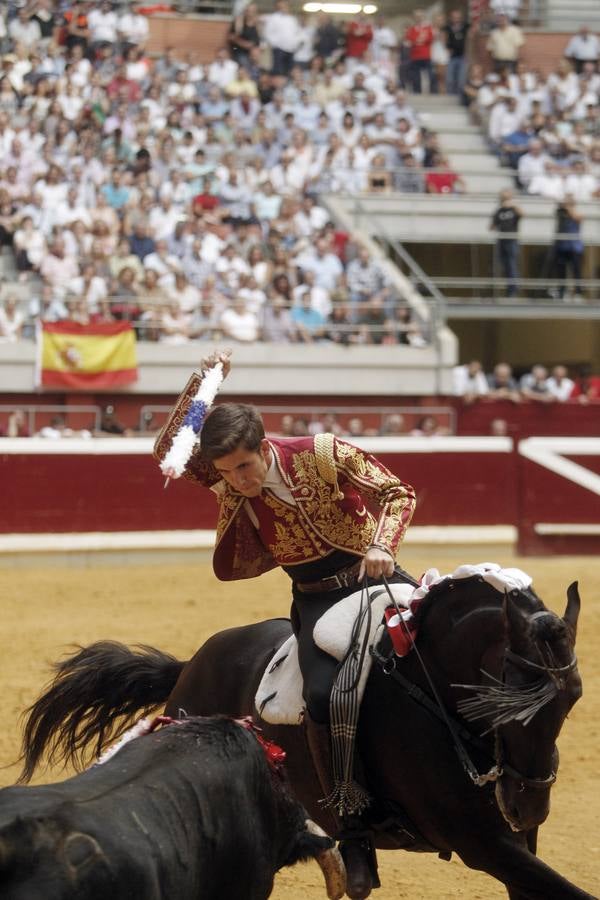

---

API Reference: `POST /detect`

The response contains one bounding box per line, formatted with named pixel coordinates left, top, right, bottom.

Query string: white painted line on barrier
left=0, top=526, right=516, bottom=554
left=519, top=437, right=600, bottom=497
left=0, top=436, right=514, bottom=455
left=534, top=523, right=600, bottom=536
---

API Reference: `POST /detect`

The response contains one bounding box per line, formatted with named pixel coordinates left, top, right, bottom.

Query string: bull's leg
left=459, top=837, right=597, bottom=900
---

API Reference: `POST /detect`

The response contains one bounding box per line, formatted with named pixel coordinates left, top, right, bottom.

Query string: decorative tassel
left=160, top=362, right=224, bottom=479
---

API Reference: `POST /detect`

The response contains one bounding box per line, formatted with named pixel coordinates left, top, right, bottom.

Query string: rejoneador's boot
left=304, top=712, right=376, bottom=899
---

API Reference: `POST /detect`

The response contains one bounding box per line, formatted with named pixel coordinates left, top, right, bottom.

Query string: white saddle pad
left=255, top=583, right=414, bottom=725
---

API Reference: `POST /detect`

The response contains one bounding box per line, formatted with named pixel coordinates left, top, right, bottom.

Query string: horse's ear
left=503, top=591, right=531, bottom=649
left=563, top=582, right=581, bottom=639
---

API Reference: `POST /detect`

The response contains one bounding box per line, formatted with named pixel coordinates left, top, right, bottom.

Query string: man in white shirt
left=546, top=365, right=575, bottom=401
left=88, top=0, right=119, bottom=50
left=8, top=9, right=41, bottom=50
left=517, top=138, right=549, bottom=189
left=452, top=360, right=489, bottom=401
left=528, top=162, right=565, bottom=200
left=565, top=26, right=600, bottom=73
left=220, top=296, right=259, bottom=342
left=118, top=7, right=150, bottom=51
left=207, top=48, right=238, bottom=91
left=488, top=95, right=523, bottom=153
left=564, top=159, right=598, bottom=203
left=262, top=0, right=301, bottom=77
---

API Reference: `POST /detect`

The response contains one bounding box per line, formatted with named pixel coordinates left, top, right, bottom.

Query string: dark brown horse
left=19, top=574, right=595, bottom=900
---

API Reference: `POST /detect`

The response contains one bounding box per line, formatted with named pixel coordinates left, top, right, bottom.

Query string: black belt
left=294, top=560, right=362, bottom=594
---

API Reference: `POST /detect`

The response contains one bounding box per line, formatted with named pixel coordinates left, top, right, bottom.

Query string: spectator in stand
left=261, top=293, right=296, bottom=342
left=452, top=359, right=490, bottom=403
left=28, top=283, right=68, bottom=325
left=0, top=294, right=24, bottom=341
left=443, top=9, right=470, bottom=96
left=308, top=411, right=342, bottom=436
left=118, top=5, right=150, bottom=54
left=323, top=302, right=357, bottom=345
left=262, top=0, right=301, bottom=79
left=411, top=414, right=450, bottom=436
left=97, top=404, right=129, bottom=436
left=462, top=62, right=485, bottom=116
left=291, top=289, right=325, bottom=342
left=88, top=0, right=118, bottom=56
left=546, top=364, right=575, bottom=401
left=519, top=364, right=555, bottom=403
left=220, top=295, right=260, bottom=342
left=345, top=13, right=373, bottom=68
left=517, top=138, right=549, bottom=190
left=346, top=245, right=386, bottom=321
left=380, top=413, right=406, bottom=436
left=570, top=363, right=600, bottom=403
left=430, top=13, right=449, bottom=96
left=228, top=3, right=261, bottom=67
left=404, top=8, right=434, bottom=94
left=4, top=409, right=29, bottom=437
left=314, top=13, right=343, bottom=65
left=8, top=9, right=41, bottom=51
left=425, top=153, right=466, bottom=194
left=487, top=362, right=521, bottom=402
left=551, top=195, right=585, bottom=300
left=489, top=188, right=522, bottom=297
left=486, top=14, right=524, bottom=73
left=564, top=25, right=600, bottom=74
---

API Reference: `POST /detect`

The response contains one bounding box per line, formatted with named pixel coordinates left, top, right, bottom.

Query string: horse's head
left=494, top=581, right=582, bottom=833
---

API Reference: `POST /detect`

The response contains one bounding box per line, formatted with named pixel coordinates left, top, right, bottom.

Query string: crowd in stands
left=0, top=0, right=476, bottom=349
left=452, top=359, right=600, bottom=404
left=465, top=24, right=600, bottom=202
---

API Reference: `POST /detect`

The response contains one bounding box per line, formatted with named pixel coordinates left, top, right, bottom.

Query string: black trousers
left=291, top=567, right=414, bottom=723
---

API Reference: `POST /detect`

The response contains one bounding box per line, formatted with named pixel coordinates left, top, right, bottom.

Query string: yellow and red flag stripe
left=37, top=321, right=138, bottom=389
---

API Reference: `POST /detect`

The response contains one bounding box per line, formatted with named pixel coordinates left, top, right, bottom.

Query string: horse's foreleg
left=505, top=829, right=539, bottom=900
left=459, top=838, right=596, bottom=900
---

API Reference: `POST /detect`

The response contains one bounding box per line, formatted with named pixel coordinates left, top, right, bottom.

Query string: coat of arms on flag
left=36, top=321, right=138, bottom=389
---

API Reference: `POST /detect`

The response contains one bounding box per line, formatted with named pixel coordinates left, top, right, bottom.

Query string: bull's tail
left=19, top=641, right=185, bottom=783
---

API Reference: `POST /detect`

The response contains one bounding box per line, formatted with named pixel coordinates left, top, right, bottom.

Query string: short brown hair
left=200, top=403, right=265, bottom=461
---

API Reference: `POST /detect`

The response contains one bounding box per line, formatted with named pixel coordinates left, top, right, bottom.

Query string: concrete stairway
left=412, top=94, right=514, bottom=195
left=544, top=0, right=600, bottom=30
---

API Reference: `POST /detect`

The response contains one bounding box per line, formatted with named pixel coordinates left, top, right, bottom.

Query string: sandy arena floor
left=0, top=549, right=598, bottom=898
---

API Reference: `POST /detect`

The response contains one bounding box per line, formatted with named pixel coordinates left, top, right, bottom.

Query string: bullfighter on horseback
left=155, top=350, right=416, bottom=897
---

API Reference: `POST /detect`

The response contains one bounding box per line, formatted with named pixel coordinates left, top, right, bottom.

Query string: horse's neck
left=418, top=586, right=523, bottom=692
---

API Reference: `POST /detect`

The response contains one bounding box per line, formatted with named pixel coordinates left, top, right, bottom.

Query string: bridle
left=371, top=588, right=578, bottom=793
left=490, top=645, right=578, bottom=791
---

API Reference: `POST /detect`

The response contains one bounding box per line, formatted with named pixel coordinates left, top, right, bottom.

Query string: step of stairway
left=440, top=132, right=490, bottom=152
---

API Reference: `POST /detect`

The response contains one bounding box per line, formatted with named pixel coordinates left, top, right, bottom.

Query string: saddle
left=255, top=582, right=415, bottom=725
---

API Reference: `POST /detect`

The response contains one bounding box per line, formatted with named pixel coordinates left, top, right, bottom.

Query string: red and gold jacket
left=180, top=435, right=416, bottom=582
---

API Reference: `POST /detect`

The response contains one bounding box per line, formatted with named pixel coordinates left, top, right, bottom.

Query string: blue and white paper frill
left=160, top=362, right=224, bottom=479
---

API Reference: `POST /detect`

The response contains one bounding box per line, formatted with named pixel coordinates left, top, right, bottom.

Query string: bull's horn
left=305, top=819, right=346, bottom=900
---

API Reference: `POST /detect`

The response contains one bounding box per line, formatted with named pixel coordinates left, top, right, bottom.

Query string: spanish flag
left=37, top=321, right=138, bottom=389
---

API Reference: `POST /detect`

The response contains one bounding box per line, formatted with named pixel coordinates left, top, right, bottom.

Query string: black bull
left=20, top=576, right=597, bottom=900
left=1, top=717, right=345, bottom=900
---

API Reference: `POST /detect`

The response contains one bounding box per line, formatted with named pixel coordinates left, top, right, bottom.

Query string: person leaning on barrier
left=155, top=351, right=416, bottom=896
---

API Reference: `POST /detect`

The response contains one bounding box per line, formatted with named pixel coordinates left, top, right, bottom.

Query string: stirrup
left=339, top=835, right=381, bottom=898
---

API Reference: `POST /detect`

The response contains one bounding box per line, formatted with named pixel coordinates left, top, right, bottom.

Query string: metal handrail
left=345, top=194, right=449, bottom=388
left=139, top=403, right=457, bottom=435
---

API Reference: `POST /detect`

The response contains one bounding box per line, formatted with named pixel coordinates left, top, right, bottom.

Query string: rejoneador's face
left=212, top=440, right=271, bottom=497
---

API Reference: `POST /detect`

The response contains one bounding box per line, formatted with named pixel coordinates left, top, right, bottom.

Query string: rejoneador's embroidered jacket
left=178, top=435, right=416, bottom=581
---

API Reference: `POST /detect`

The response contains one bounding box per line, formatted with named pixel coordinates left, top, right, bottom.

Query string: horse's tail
left=19, top=641, right=185, bottom=783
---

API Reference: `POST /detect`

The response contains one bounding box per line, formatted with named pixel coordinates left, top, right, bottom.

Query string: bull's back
left=165, top=618, right=292, bottom=719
